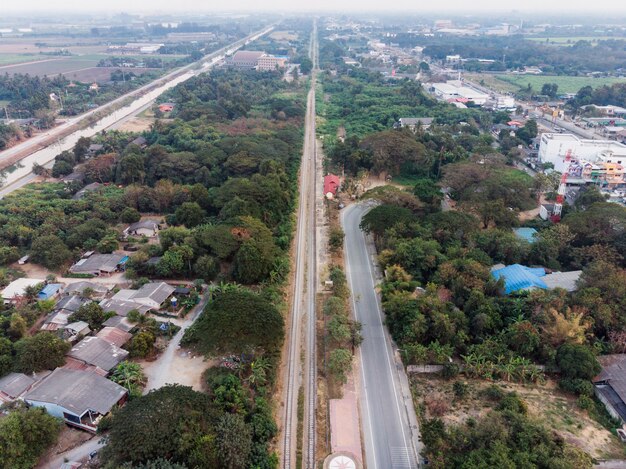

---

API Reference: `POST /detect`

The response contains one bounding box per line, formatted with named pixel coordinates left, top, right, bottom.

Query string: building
left=69, top=253, right=128, bottom=276
left=429, top=81, right=489, bottom=106
left=102, top=315, right=135, bottom=333
left=72, top=182, right=102, bottom=200
left=99, top=298, right=151, bottom=316
left=158, top=103, right=174, bottom=113
left=127, top=282, right=175, bottom=309
left=62, top=321, right=91, bottom=343
left=130, top=136, right=147, bottom=148
left=229, top=50, right=266, bottom=69
left=1, top=278, right=45, bottom=304
left=594, top=355, right=626, bottom=425
left=63, top=281, right=109, bottom=298
left=256, top=55, right=287, bottom=71
left=38, top=283, right=63, bottom=301
left=491, top=264, right=582, bottom=294
left=97, top=327, right=132, bottom=348
left=512, top=227, right=538, bottom=243
left=324, top=174, right=341, bottom=199
left=123, top=219, right=160, bottom=238
left=67, top=336, right=129, bottom=373
left=539, top=203, right=555, bottom=221
left=24, top=368, right=127, bottom=432
left=41, top=296, right=88, bottom=332
left=396, top=117, right=434, bottom=131
left=0, top=372, right=39, bottom=403
left=538, top=133, right=626, bottom=173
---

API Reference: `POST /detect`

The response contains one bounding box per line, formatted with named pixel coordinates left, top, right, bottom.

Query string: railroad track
left=282, top=21, right=318, bottom=469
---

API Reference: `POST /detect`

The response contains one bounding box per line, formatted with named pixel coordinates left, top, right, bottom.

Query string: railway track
left=282, top=21, right=318, bottom=469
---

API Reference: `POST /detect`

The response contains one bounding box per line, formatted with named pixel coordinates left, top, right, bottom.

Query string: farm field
left=63, top=67, right=157, bottom=83
left=0, top=53, right=49, bottom=66
left=0, top=58, right=100, bottom=76
left=467, top=72, right=626, bottom=94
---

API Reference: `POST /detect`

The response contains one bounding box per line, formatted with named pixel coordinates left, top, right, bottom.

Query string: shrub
left=441, top=362, right=460, bottom=379
left=577, top=395, right=594, bottom=410
left=453, top=381, right=469, bottom=400
left=559, top=378, right=594, bottom=397
left=425, top=393, right=449, bottom=417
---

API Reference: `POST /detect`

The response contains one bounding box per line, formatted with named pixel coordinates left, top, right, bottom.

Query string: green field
left=526, top=36, right=625, bottom=46
left=0, top=54, right=46, bottom=66
left=468, top=73, right=626, bottom=95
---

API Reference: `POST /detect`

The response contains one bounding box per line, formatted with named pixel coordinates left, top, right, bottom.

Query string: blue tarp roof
left=513, top=227, right=538, bottom=243
left=38, top=283, right=62, bottom=300
left=492, top=264, right=547, bottom=294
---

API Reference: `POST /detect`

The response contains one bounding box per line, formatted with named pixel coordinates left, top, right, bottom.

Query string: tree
left=215, top=413, right=252, bottom=469
left=556, top=343, right=601, bottom=380
left=30, top=235, right=72, bottom=269
left=120, top=207, right=141, bottom=224
left=8, top=313, right=27, bottom=340
left=13, top=332, right=70, bottom=373
left=175, top=202, right=206, bottom=228
left=0, top=403, right=62, bottom=469
left=541, top=83, right=559, bottom=98
left=128, top=331, right=156, bottom=358
left=360, top=204, right=414, bottom=239
left=101, top=385, right=221, bottom=468
left=328, top=348, right=352, bottom=383
left=110, top=361, right=146, bottom=397
left=299, top=57, right=313, bottom=74
left=194, top=255, right=219, bottom=282
left=69, top=302, right=107, bottom=330
left=183, top=289, right=284, bottom=355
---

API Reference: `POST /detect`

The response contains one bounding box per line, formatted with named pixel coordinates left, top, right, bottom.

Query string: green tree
left=128, top=331, right=156, bottom=358
left=0, top=403, right=62, bottom=469
left=110, top=361, right=147, bottom=397
left=120, top=207, right=142, bottom=223
left=215, top=413, right=252, bottom=469
left=13, top=332, right=71, bottom=373
left=69, top=302, right=107, bottom=330
left=556, top=343, right=601, bottom=380
left=328, top=348, right=352, bottom=383
left=175, top=202, right=206, bottom=228
left=30, top=235, right=72, bottom=269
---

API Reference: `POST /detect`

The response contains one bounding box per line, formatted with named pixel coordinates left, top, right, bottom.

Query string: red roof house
left=324, top=174, right=340, bottom=197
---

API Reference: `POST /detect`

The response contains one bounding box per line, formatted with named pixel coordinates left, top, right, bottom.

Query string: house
left=512, top=227, right=538, bottom=243
left=229, top=50, right=265, bottom=69
left=87, top=144, right=104, bottom=156
left=395, top=117, right=434, bottom=131
left=129, top=282, right=175, bottom=309
left=69, top=253, right=128, bottom=276
left=63, top=281, right=109, bottom=298
left=67, top=336, right=129, bottom=373
left=594, top=355, right=626, bottom=425
left=99, top=298, right=151, bottom=316
left=324, top=174, right=341, bottom=199
left=158, top=103, right=174, bottom=113
left=0, top=372, right=38, bottom=403
left=174, top=286, right=191, bottom=296
left=491, top=264, right=582, bottom=294
left=102, top=315, right=135, bottom=333
left=41, top=296, right=87, bottom=331
left=38, top=283, right=63, bottom=301
left=72, top=182, right=102, bottom=200
left=539, top=203, right=555, bottom=221
left=123, top=219, right=160, bottom=238
left=62, top=321, right=91, bottom=343
left=130, top=136, right=147, bottom=148
left=1, top=278, right=45, bottom=304
left=24, top=368, right=127, bottom=432
left=97, top=327, right=132, bottom=347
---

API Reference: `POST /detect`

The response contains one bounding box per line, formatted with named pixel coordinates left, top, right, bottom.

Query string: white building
left=1, top=278, right=45, bottom=304
left=538, top=133, right=626, bottom=173
left=429, top=81, right=489, bottom=106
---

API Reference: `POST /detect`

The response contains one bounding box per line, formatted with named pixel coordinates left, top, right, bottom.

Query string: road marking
left=390, top=446, right=417, bottom=468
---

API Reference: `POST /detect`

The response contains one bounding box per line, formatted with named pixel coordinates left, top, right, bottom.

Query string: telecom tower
left=551, top=149, right=573, bottom=222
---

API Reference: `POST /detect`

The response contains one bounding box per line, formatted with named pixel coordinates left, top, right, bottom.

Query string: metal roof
left=96, top=327, right=132, bottom=348
left=491, top=264, right=547, bottom=294
left=512, top=227, right=538, bottom=243
left=132, top=282, right=175, bottom=306
left=67, top=336, right=128, bottom=372
left=24, top=368, right=126, bottom=416
left=0, top=372, right=36, bottom=399
left=70, top=253, right=125, bottom=274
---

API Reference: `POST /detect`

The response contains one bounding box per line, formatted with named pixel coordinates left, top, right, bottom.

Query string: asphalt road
left=342, top=203, right=421, bottom=469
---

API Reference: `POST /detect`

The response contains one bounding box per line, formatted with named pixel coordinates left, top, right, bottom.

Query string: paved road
left=39, top=437, right=103, bottom=469
left=342, top=203, right=421, bottom=469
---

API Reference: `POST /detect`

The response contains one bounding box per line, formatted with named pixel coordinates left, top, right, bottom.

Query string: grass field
left=467, top=72, right=626, bottom=94
left=526, top=36, right=625, bottom=46
left=0, top=54, right=47, bottom=66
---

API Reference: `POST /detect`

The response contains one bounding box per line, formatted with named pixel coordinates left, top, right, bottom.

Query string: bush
left=496, top=392, right=527, bottom=415
left=559, top=378, right=594, bottom=397
left=425, top=394, right=449, bottom=417
left=441, top=362, right=460, bottom=379
left=328, top=227, right=344, bottom=252
left=577, top=395, right=594, bottom=410
left=480, top=384, right=504, bottom=402
left=120, top=207, right=141, bottom=223
left=556, top=344, right=601, bottom=380
left=453, top=381, right=469, bottom=400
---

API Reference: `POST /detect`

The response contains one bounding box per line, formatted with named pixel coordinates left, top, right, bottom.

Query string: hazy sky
left=4, top=0, right=626, bottom=13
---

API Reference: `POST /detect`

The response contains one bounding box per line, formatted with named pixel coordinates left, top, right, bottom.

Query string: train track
left=282, top=21, right=318, bottom=469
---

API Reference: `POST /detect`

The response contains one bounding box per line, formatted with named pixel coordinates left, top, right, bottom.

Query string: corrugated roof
left=0, top=372, right=36, bottom=399
left=24, top=368, right=126, bottom=416
left=542, top=270, right=582, bottom=292
left=99, top=298, right=151, bottom=316
left=69, top=253, right=125, bottom=274
left=102, top=315, right=135, bottom=332
left=67, top=336, right=128, bottom=372
left=132, top=282, right=175, bottom=306
left=97, top=327, right=132, bottom=348
left=491, top=264, right=547, bottom=294
left=513, top=227, right=538, bottom=243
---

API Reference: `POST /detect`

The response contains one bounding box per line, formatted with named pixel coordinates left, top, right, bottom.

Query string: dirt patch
left=37, top=426, right=94, bottom=463
left=411, top=375, right=625, bottom=460
left=115, top=116, right=155, bottom=133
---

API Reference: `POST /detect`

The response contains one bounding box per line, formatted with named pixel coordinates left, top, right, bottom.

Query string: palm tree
left=247, top=357, right=271, bottom=389
left=110, top=361, right=146, bottom=396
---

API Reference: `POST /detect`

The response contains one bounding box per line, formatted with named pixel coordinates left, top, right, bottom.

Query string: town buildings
left=228, top=50, right=288, bottom=71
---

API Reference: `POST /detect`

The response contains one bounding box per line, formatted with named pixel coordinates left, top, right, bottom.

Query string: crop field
left=63, top=67, right=157, bottom=83
left=0, top=58, right=100, bottom=76
left=467, top=72, right=626, bottom=94
left=0, top=54, right=48, bottom=66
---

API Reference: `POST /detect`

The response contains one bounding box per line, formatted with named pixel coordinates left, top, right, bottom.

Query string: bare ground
left=115, top=116, right=155, bottom=133
left=411, top=375, right=625, bottom=460
left=36, top=426, right=94, bottom=466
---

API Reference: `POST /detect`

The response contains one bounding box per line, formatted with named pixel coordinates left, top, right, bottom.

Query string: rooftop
left=1, top=278, right=45, bottom=300
left=132, top=282, right=175, bottom=306
left=70, top=253, right=126, bottom=274
left=63, top=281, right=110, bottom=297
left=96, top=327, right=132, bottom=348
left=24, top=368, right=126, bottom=416
left=102, top=315, right=135, bottom=332
left=67, top=336, right=128, bottom=372
left=0, top=372, right=36, bottom=400
left=513, top=227, right=538, bottom=243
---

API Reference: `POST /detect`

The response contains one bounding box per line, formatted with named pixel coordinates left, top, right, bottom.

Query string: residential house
left=24, top=368, right=127, bottom=432
left=102, top=315, right=135, bottom=332
left=539, top=203, right=555, bottom=221
left=158, top=103, right=174, bottom=113
left=1, top=278, right=45, bottom=304
left=62, top=321, right=91, bottom=343
left=395, top=117, right=434, bottom=131
left=41, top=296, right=88, bottom=332
left=594, top=355, right=626, bottom=425
left=67, top=336, right=129, bottom=373
left=130, top=136, right=147, bottom=148
left=323, top=174, right=341, bottom=199
left=96, top=327, right=132, bottom=348
left=128, top=282, right=175, bottom=310
left=99, top=298, right=151, bottom=316
left=0, top=372, right=38, bottom=403
left=491, top=264, right=582, bottom=294
left=69, top=253, right=128, bottom=276
left=38, top=283, right=63, bottom=301
left=123, top=219, right=160, bottom=238
left=72, top=182, right=102, bottom=200
left=63, top=281, right=109, bottom=298
left=87, top=144, right=104, bottom=156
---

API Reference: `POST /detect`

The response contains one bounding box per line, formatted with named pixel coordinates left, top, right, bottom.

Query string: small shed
left=38, top=284, right=63, bottom=301
left=324, top=174, right=340, bottom=199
